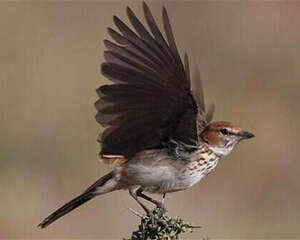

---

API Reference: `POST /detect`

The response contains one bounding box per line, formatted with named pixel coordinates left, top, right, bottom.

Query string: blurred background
left=1, top=1, right=300, bottom=239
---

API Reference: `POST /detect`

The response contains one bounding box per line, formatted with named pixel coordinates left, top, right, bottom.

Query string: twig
left=124, top=207, right=202, bottom=240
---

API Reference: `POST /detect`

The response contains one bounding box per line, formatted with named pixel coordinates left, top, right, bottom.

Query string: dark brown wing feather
left=191, top=66, right=215, bottom=132
left=95, top=2, right=210, bottom=157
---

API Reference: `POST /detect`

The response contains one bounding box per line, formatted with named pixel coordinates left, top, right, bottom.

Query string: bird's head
left=200, top=121, right=254, bottom=157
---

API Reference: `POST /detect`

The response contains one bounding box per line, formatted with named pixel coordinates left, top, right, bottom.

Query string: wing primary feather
left=126, top=6, right=170, bottom=64
left=107, top=27, right=128, bottom=45
left=205, top=104, right=215, bottom=123
left=103, top=50, right=160, bottom=79
left=162, top=7, right=182, bottom=67
left=107, top=27, right=167, bottom=71
left=184, top=53, right=191, bottom=89
left=162, top=6, right=188, bottom=88
left=103, top=39, right=159, bottom=73
left=191, top=65, right=205, bottom=113
left=113, top=15, right=170, bottom=69
left=142, top=3, right=177, bottom=67
left=113, top=15, right=138, bottom=40
left=101, top=62, right=163, bottom=88
left=143, top=3, right=168, bottom=49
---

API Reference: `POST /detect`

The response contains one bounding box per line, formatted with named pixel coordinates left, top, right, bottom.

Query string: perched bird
left=38, top=2, right=254, bottom=229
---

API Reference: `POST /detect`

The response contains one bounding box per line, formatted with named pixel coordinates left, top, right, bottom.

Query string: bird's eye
left=220, top=128, right=229, bottom=135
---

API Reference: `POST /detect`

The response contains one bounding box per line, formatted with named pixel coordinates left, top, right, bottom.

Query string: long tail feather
left=38, top=173, right=115, bottom=228
left=38, top=191, right=95, bottom=229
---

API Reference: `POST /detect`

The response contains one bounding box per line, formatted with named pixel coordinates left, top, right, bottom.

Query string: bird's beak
left=239, top=131, right=255, bottom=140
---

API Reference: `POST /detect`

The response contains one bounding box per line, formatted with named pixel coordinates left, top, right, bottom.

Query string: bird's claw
left=156, top=202, right=166, bottom=212
left=162, top=193, right=166, bottom=204
left=147, top=211, right=155, bottom=224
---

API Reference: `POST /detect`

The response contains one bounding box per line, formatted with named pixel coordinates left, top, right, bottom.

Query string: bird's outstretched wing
left=95, top=2, right=213, bottom=158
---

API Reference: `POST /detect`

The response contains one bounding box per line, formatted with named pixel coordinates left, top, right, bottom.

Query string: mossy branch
left=124, top=207, right=201, bottom=240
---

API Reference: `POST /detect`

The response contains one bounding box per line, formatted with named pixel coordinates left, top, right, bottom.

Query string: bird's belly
left=177, top=171, right=205, bottom=189
left=144, top=167, right=208, bottom=194
left=118, top=150, right=220, bottom=194
left=120, top=164, right=179, bottom=194
left=122, top=164, right=209, bottom=194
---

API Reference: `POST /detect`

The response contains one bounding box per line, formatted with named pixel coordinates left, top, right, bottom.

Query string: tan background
left=1, top=0, right=300, bottom=239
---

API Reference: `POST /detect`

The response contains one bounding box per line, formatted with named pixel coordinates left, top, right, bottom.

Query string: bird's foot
left=147, top=211, right=155, bottom=224
left=155, top=202, right=166, bottom=212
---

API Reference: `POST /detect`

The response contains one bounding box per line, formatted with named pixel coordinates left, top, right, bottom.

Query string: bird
left=38, top=2, right=254, bottom=229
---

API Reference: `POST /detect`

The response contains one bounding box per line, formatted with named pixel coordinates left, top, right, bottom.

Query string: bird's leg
left=162, top=193, right=166, bottom=205
left=136, top=188, right=166, bottom=211
left=129, top=188, right=156, bottom=223
left=129, top=188, right=150, bottom=214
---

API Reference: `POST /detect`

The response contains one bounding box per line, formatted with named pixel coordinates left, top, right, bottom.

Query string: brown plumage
left=38, top=2, right=254, bottom=229
left=201, top=122, right=241, bottom=146
left=101, top=155, right=128, bottom=164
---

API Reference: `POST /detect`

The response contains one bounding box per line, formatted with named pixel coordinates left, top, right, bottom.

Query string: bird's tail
left=38, top=172, right=117, bottom=228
